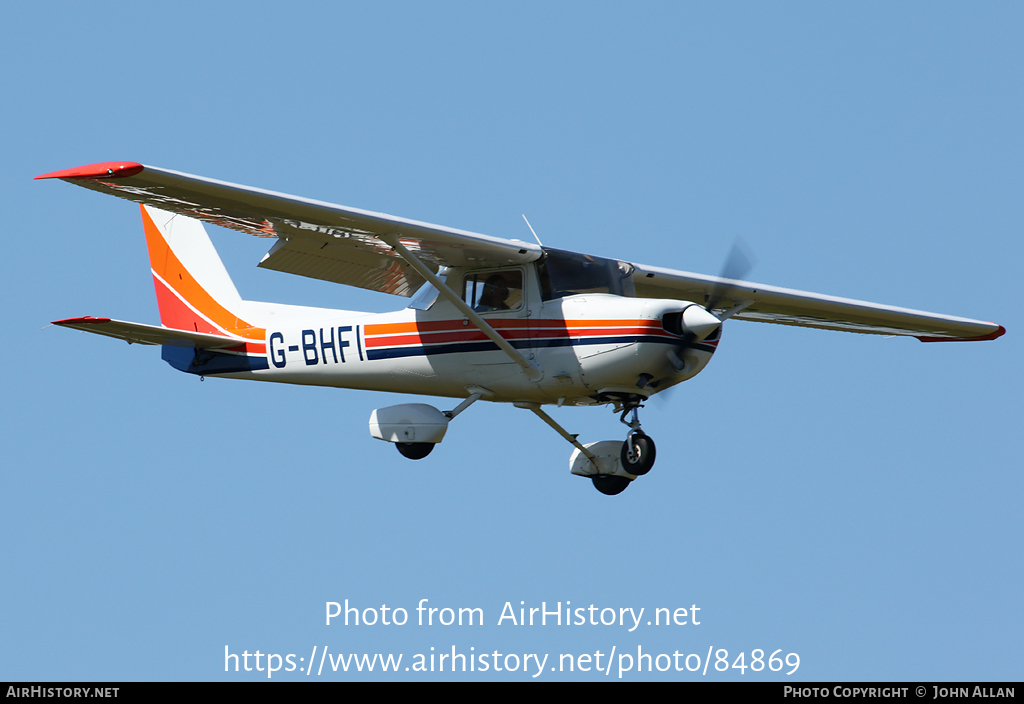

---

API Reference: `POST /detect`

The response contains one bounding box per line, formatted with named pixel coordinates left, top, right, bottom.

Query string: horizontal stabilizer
left=52, top=317, right=256, bottom=351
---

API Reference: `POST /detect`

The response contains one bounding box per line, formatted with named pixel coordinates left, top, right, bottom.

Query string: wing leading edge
left=36, top=162, right=541, bottom=297
left=632, top=264, right=1004, bottom=342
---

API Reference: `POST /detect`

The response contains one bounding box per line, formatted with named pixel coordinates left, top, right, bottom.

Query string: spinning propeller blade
left=705, top=238, right=756, bottom=312
left=662, top=239, right=758, bottom=385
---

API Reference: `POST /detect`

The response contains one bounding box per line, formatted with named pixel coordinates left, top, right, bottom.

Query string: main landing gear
left=396, top=442, right=434, bottom=460
left=591, top=474, right=632, bottom=496
left=379, top=393, right=659, bottom=497
left=521, top=398, right=656, bottom=496
left=370, top=390, right=488, bottom=461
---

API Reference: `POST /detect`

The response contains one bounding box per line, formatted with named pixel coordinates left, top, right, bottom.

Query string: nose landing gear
left=619, top=406, right=656, bottom=477
left=523, top=398, right=657, bottom=496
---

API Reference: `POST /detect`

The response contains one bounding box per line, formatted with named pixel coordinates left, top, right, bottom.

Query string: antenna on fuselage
left=521, top=214, right=543, bottom=248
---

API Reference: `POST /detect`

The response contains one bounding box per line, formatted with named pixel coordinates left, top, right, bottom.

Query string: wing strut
left=381, top=235, right=543, bottom=381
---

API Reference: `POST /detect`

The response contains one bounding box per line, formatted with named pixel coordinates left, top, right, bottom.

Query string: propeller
left=663, top=238, right=757, bottom=376
left=705, top=237, right=755, bottom=313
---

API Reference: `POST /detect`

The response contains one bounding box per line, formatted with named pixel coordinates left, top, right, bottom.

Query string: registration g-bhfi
left=38, top=162, right=1004, bottom=495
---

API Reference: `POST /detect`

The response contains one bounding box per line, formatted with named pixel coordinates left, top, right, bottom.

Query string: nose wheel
left=621, top=431, right=656, bottom=476
left=618, top=405, right=656, bottom=477
left=582, top=405, right=657, bottom=495
left=520, top=401, right=657, bottom=496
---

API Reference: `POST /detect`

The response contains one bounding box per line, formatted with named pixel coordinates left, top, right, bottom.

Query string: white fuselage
left=172, top=281, right=718, bottom=406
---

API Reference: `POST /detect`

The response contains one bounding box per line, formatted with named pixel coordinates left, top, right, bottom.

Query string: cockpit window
left=537, top=247, right=636, bottom=301
left=463, top=269, right=524, bottom=312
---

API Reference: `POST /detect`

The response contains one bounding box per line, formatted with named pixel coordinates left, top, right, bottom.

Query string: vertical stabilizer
left=141, top=205, right=263, bottom=341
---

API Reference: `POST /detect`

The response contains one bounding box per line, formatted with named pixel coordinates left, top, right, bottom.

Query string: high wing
left=38, top=161, right=1002, bottom=342
left=632, top=264, right=1004, bottom=342
left=36, top=161, right=541, bottom=297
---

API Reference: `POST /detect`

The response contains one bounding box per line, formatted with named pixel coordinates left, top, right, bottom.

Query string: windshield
left=537, top=247, right=635, bottom=301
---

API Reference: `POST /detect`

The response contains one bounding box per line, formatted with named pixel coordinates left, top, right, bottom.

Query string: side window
left=463, top=270, right=524, bottom=313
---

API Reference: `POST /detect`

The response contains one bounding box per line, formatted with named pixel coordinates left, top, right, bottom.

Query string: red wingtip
left=52, top=316, right=113, bottom=326
left=35, top=162, right=143, bottom=180
left=917, top=324, right=1006, bottom=343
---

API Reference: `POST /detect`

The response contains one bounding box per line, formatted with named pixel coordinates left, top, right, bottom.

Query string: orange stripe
left=363, top=318, right=664, bottom=337
left=365, top=321, right=432, bottom=335
left=141, top=206, right=265, bottom=341
left=363, top=326, right=673, bottom=348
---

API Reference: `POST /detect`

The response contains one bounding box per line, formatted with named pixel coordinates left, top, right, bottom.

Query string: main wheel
left=396, top=442, right=434, bottom=460
left=591, top=475, right=631, bottom=495
left=620, top=432, right=656, bottom=476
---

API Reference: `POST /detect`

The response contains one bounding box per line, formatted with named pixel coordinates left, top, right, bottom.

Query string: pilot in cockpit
left=474, top=274, right=511, bottom=312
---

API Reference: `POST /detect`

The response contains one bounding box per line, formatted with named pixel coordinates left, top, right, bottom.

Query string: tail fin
left=141, top=205, right=263, bottom=342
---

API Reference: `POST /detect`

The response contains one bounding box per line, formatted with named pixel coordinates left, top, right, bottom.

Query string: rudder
left=141, top=205, right=263, bottom=342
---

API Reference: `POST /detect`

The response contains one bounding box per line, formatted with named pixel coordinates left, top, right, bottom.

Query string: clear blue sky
left=2, top=2, right=1021, bottom=681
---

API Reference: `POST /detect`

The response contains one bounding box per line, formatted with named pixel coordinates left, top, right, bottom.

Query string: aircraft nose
left=682, top=305, right=722, bottom=340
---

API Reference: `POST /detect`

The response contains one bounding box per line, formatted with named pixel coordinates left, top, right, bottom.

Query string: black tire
left=620, top=433, right=656, bottom=476
left=396, top=442, right=434, bottom=460
left=591, top=475, right=631, bottom=495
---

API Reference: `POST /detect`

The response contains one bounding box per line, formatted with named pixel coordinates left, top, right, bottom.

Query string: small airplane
left=37, top=161, right=1005, bottom=495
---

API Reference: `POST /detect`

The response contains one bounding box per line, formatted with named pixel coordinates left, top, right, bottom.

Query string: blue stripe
left=162, top=346, right=270, bottom=375
left=366, top=336, right=716, bottom=361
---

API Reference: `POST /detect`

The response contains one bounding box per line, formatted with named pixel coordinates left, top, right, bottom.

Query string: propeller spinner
left=665, top=239, right=756, bottom=372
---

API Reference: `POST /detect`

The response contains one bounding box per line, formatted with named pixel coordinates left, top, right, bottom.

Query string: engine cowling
left=554, top=296, right=721, bottom=394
